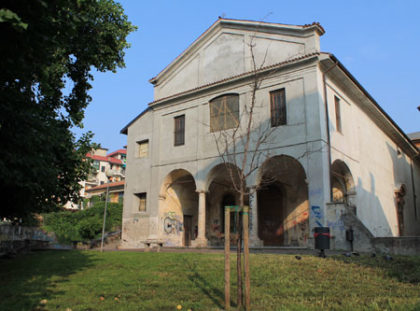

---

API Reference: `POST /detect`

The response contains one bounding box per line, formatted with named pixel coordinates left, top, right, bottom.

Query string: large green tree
left=0, top=0, right=135, bottom=221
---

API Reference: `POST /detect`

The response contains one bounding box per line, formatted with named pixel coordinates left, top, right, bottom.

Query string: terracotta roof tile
left=85, top=180, right=125, bottom=192
left=107, top=149, right=127, bottom=157
left=86, top=154, right=123, bottom=165
left=149, top=52, right=320, bottom=107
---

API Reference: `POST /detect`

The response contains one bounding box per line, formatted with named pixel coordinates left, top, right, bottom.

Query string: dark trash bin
left=314, top=227, right=330, bottom=250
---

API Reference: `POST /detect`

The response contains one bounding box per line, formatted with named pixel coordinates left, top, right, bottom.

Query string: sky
left=73, top=0, right=420, bottom=152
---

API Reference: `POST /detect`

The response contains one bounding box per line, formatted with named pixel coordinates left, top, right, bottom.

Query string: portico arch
left=331, top=160, right=355, bottom=204
left=159, top=169, right=198, bottom=247
left=257, top=155, right=309, bottom=246
left=205, top=163, right=247, bottom=246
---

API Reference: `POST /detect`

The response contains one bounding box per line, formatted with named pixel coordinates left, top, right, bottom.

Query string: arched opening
left=205, top=163, right=247, bottom=246
left=395, top=183, right=407, bottom=236
left=331, top=160, right=355, bottom=205
left=257, top=155, right=309, bottom=246
left=209, top=94, right=239, bottom=132
left=159, top=169, right=198, bottom=247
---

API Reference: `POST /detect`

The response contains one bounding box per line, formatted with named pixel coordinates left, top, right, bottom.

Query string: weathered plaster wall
left=123, top=61, right=329, bottom=247
left=153, top=27, right=320, bottom=100
left=121, top=110, right=153, bottom=248
left=326, top=77, right=420, bottom=238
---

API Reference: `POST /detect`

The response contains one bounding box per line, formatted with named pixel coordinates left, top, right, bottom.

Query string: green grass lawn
left=1, top=251, right=419, bottom=311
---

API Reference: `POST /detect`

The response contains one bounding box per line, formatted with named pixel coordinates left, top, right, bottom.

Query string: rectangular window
left=210, top=94, right=239, bottom=132
left=335, top=96, right=342, bottom=133
left=135, top=192, right=147, bottom=212
left=270, top=89, right=286, bottom=127
left=101, top=166, right=105, bottom=172
left=174, top=115, right=185, bottom=146
left=92, top=160, right=100, bottom=171
left=137, top=140, right=149, bottom=158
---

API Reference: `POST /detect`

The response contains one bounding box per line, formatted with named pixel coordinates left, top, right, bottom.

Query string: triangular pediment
left=151, top=18, right=324, bottom=101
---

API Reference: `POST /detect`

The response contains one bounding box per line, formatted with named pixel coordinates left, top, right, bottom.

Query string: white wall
left=326, top=77, right=420, bottom=236
left=122, top=60, right=332, bottom=247
left=153, top=26, right=321, bottom=100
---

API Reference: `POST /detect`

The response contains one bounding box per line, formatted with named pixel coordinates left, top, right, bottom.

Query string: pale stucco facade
left=121, top=18, right=420, bottom=250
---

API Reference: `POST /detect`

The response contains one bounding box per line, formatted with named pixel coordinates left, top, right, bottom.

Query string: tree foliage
left=43, top=202, right=123, bottom=243
left=0, top=0, right=135, bottom=221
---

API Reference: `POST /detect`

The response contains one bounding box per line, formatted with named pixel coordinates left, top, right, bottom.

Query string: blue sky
left=74, top=0, right=420, bottom=152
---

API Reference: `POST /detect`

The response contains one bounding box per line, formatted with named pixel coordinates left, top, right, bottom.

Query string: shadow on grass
left=331, top=254, right=420, bottom=284
left=0, top=250, right=96, bottom=310
left=186, top=259, right=227, bottom=309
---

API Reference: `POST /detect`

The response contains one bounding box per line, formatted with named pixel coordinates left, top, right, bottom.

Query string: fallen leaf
left=40, top=299, right=48, bottom=305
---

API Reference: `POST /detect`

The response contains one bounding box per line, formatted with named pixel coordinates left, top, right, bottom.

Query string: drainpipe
left=410, top=161, right=417, bottom=220
left=322, top=60, right=338, bottom=202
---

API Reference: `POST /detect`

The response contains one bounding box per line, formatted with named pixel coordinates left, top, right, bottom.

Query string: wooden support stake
left=224, top=207, right=230, bottom=310
left=236, top=207, right=243, bottom=309
left=243, top=206, right=250, bottom=311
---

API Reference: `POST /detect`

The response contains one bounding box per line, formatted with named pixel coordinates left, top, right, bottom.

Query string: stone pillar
left=192, top=190, right=208, bottom=247
left=249, top=189, right=263, bottom=247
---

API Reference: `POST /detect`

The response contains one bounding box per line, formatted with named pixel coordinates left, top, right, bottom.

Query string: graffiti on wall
left=163, top=212, right=183, bottom=235
left=311, top=205, right=323, bottom=227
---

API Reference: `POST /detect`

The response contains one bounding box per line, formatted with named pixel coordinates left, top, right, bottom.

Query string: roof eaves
left=407, top=131, right=420, bottom=140
left=85, top=181, right=125, bottom=192
left=302, top=22, right=325, bottom=35
left=107, top=149, right=127, bottom=157
left=120, top=107, right=151, bottom=135
left=149, top=52, right=320, bottom=108
left=321, top=52, right=419, bottom=157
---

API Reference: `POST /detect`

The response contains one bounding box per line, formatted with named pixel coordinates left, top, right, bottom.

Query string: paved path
left=107, top=246, right=345, bottom=256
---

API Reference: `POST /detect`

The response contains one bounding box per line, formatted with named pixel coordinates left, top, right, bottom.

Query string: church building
left=120, top=18, right=420, bottom=251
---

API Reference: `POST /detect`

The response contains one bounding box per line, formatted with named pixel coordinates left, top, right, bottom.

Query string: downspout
left=322, top=60, right=338, bottom=202
left=410, top=161, right=417, bottom=220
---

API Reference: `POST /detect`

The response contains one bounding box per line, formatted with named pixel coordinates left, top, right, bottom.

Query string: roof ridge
left=150, top=18, right=324, bottom=84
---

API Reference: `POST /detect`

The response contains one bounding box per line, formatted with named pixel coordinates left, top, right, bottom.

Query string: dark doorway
left=221, top=193, right=238, bottom=234
left=183, top=215, right=193, bottom=247
left=257, top=183, right=285, bottom=246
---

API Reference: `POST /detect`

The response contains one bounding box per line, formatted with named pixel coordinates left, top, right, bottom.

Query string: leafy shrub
left=77, top=217, right=103, bottom=240
left=42, top=202, right=122, bottom=244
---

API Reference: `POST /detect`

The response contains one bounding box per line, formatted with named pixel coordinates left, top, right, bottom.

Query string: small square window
left=135, top=192, right=147, bottom=212
left=137, top=140, right=149, bottom=158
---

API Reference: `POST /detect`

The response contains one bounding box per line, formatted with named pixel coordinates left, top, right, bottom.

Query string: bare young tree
left=211, top=35, right=278, bottom=310
left=211, top=28, right=325, bottom=309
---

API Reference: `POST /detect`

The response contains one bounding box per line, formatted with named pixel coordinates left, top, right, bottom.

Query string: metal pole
left=100, top=184, right=110, bottom=252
